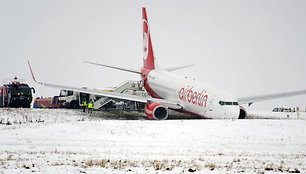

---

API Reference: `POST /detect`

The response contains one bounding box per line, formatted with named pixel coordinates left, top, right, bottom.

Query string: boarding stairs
left=93, top=81, right=143, bottom=110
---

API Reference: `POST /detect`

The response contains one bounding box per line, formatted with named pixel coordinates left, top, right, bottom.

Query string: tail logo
left=143, top=19, right=149, bottom=60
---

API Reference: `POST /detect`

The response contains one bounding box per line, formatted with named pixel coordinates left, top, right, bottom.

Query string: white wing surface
left=28, top=61, right=183, bottom=110
left=238, top=89, right=306, bottom=106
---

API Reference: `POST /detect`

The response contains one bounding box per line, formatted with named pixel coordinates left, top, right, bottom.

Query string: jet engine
left=145, top=102, right=168, bottom=120
left=238, top=106, right=247, bottom=119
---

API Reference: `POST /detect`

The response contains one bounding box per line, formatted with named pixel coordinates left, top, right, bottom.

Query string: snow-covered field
left=0, top=108, right=305, bottom=173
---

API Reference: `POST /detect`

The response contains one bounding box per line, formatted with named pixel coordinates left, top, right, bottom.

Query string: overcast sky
left=0, top=0, right=305, bottom=111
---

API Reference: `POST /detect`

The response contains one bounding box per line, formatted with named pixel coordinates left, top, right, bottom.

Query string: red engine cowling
left=145, top=103, right=168, bottom=120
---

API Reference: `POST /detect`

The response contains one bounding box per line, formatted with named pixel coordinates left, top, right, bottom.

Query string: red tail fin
left=142, top=7, right=155, bottom=70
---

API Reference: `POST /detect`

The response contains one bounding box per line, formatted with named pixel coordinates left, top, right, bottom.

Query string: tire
left=70, top=101, right=79, bottom=109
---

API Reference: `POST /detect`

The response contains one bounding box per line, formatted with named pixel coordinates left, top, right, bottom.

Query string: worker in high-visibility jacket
left=87, top=101, right=93, bottom=113
left=81, top=100, right=87, bottom=112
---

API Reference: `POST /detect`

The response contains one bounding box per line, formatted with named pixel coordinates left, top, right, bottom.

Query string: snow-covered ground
left=248, top=111, right=306, bottom=119
left=0, top=108, right=305, bottom=173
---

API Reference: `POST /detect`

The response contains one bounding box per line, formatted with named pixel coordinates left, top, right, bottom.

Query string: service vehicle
left=0, top=77, right=35, bottom=108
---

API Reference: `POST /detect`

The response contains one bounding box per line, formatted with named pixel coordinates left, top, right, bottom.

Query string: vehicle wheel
left=70, top=101, right=79, bottom=109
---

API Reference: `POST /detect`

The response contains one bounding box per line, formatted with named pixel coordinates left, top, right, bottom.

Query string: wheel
left=70, top=101, right=79, bottom=109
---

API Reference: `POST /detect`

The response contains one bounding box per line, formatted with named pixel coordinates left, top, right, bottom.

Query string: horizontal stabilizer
left=84, top=61, right=141, bottom=74
left=164, top=64, right=194, bottom=72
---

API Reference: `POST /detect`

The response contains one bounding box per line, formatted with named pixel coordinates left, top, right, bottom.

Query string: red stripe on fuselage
left=173, top=108, right=210, bottom=119
left=141, top=68, right=161, bottom=99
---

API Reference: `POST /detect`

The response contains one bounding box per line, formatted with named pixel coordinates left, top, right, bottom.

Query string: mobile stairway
left=93, top=81, right=146, bottom=110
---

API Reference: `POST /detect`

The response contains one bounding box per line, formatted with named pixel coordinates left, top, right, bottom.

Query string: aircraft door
left=207, top=95, right=215, bottom=117
left=208, top=95, right=215, bottom=111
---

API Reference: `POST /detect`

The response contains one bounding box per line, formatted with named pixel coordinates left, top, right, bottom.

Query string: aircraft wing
left=237, top=89, right=306, bottom=106
left=28, top=61, right=183, bottom=110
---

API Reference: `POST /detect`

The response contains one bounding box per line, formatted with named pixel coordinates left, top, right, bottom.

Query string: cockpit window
left=225, top=102, right=231, bottom=105
left=219, top=101, right=238, bottom=106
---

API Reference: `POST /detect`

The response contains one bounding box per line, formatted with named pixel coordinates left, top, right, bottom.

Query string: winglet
left=27, top=60, right=41, bottom=84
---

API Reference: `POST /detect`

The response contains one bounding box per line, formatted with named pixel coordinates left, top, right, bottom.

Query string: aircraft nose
left=228, top=106, right=240, bottom=119
left=217, top=100, right=240, bottom=119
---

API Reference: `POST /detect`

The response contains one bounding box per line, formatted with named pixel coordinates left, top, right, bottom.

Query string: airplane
left=27, top=7, right=306, bottom=120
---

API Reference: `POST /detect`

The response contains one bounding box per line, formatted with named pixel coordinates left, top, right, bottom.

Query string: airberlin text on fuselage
left=179, top=87, right=208, bottom=107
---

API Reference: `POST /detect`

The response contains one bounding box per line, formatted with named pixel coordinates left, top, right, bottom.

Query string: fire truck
left=0, top=77, right=35, bottom=108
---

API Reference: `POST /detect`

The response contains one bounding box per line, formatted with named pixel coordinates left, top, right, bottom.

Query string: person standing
left=88, top=101, right=93, bottom=113
left=82, top=100, right=87, bottom=112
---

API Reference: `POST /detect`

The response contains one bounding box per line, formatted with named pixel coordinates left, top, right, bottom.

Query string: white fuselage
left=146, top=70, right=240, bottom=119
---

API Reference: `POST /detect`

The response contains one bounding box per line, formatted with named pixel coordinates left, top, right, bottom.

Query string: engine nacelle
left=238, top=106, right=247, bottom=119
left=145, top=103, right=168, bottom=120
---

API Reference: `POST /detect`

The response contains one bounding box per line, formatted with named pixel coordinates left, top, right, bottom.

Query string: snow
left=248, top=111, right=306, bottom=119
left=0, top=108, right=306, bottom=173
